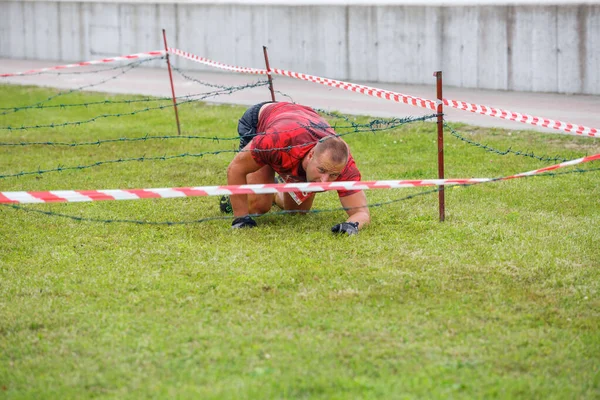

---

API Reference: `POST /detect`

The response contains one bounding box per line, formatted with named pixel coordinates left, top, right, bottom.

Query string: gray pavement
left=1, top=58, right=599, bottom=135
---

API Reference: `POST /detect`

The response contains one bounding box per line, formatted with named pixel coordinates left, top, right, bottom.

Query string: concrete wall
left=0, top=1, right=598, bottom=94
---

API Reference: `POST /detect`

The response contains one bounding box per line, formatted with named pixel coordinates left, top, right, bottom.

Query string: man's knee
left=248, top=195, right=272, bottom=215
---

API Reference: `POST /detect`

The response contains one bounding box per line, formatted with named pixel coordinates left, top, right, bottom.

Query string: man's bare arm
left=337, top=191, right=370, bottom=232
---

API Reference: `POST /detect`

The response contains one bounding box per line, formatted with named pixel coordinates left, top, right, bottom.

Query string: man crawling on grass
left=221, top=101, right=370, bottom=235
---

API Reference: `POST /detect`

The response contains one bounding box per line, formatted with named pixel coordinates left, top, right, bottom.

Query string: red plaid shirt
left=248, top=102, right=361, bottom=198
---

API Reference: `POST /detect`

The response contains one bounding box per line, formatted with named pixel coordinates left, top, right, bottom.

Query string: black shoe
left=219, top=195, right=233, bottom=214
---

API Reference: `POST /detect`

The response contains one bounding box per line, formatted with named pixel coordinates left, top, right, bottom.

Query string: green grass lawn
left=0, top=83, right=599, bottom=399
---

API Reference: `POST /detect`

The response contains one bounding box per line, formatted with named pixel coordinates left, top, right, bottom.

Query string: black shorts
left=237, top=101, right=274, bottom=150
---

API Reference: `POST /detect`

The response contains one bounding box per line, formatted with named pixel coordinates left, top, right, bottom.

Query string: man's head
left=303, top=136, right=349, bottom=182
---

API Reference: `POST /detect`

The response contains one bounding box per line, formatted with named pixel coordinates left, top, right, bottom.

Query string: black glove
left=232, top=216, right=257, bottom=229
left=331, top=221, right=359, bottom=236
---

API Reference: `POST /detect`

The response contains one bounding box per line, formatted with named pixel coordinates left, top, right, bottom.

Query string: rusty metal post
left=434, top=71, right=445, bottom=222
left=162, top=29, right=182, bottom=135
left=262, top=46, right=276, bottom=102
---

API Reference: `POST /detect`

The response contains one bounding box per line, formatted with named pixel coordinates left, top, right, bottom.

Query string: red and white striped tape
left=167, top=48, right=598, bottom=138
left=3, top=47, right=596, bottom=138
left=168, top=48, right=267, bottom=75
left=444, top=99, right=598, bottom=138
left=271, top=68, right=438, bottom=111
left=0, top=179, right=490, bottom=204
left=166, top=47, right=436, bottom=109
left=0, top=50, right=166, bottom=78
left=507, top=152, right=600, bottom=178
left=2, top=153, right=597, bottom=204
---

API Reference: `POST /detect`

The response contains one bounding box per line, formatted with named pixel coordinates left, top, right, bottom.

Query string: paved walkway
left=1, top=58, right=599, bottom=135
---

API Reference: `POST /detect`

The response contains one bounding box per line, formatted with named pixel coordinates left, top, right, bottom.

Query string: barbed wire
left=0, top=113, right=429, bottom=147
left=171, top=67, right=301, bottom=108
left=0, top=150, right=226, bottom=179
left=172, top=67, right=264, bottom=90
left=0, top=81, right=269, bottom=114
left=444, top=122, right=572, bottom=163
left=0, top=114, right=435, bottom=178
left=0, top=82, right=272, bottom=132
left=2, top=166, right=598, bottom=225
left=162, top=66, right=304, bottom=107
left=316, top=108, right=431, bottom=136
left=0, top=133, right=237, bottom=147
left=2, top=96, right=172, bottom=112
left=315, top=108, right=361, bottom=131
left=274, top=90, right=295, bottom=103
left=0, top=58, right=165, bottom=78
left=0, top=57, right=164, bottom=115
left=0, top=99, right=194, bottom=131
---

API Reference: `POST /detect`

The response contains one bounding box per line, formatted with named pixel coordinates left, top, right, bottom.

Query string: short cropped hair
left=314, top=136, right=349, bottom=165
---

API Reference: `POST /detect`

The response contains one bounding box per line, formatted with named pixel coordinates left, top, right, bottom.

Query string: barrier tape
left=168, top=48, right=267, bottom=75
left=443, top=99, right=598, bottom=138
left=271, top=68, right=438, bottom=111
left=1, top=153, right=597, bottom=204
left=2, top=47, right=596, bottom=138
left=168, top=48, right=597, bottom=137
left=166, top=47, right=436, bottom=110
left=0, top=50, right=166, bottom=78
